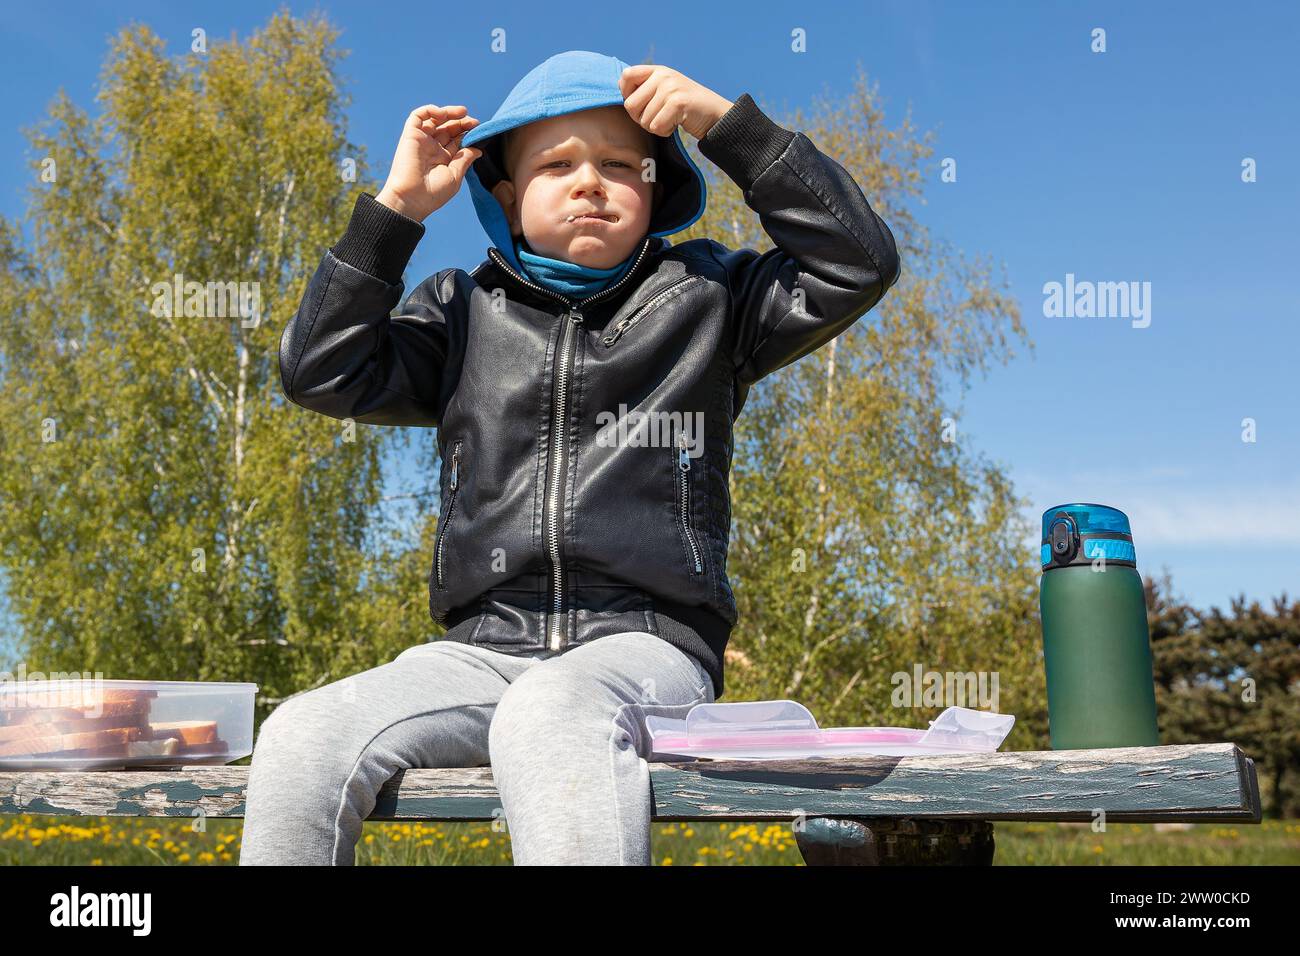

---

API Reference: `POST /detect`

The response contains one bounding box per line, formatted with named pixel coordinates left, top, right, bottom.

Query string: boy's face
left=491, top=105, right=657, bottom=270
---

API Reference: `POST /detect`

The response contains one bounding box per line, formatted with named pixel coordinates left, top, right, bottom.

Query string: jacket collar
left=476, top=234, right=665, bottom=310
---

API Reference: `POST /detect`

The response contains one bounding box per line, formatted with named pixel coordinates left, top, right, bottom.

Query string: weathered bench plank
left=0, top=743, right=1260, bottom=825
left=650, top=742, right=1261, bottom=824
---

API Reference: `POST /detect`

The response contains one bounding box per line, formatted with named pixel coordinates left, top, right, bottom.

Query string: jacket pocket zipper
left=602, top=275, right=704, bottom=347
left=435, top=439, right=463, bottom=590
left=675, top=430, right=704, bottom=575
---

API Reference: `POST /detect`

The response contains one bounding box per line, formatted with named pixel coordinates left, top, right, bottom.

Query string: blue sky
left=2, top=0, right=1296, bottom=621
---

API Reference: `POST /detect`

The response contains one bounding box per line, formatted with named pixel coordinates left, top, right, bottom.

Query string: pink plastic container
left=645, top=701, right=1014, bottom=760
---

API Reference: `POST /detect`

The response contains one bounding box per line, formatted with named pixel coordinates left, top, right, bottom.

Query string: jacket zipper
left=435, top=439, right=463, bottom=590
left=676, top=429, right=704, bottom=575
left=486, top=237, right=655, bottom=650
left=602, top=275, right=704, bottom=347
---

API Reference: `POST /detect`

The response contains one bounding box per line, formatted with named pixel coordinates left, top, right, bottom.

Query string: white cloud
left=1018, top=477, right=1300, bottom=547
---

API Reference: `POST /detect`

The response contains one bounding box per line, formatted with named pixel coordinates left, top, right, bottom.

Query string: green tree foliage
left=0, top=13, right=433, bottom=719
left=1148, top=571, right=1300, bottom=817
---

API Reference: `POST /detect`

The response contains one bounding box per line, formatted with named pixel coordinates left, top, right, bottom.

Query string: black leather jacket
left=278, top=94, right=900, bottom=698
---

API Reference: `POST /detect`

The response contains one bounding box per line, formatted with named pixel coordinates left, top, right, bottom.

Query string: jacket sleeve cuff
left=697, top=93, right=797, bottom=194
left=330, top=193, right=427, bottom=284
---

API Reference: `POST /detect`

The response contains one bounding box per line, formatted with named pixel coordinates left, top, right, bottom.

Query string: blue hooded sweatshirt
left=461, top=51, right=709, bottom=299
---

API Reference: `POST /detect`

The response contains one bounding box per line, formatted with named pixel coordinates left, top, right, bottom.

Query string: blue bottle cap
left=1040, top=503, right=1136, bottom=570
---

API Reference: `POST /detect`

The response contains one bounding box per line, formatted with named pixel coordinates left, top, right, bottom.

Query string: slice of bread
left=0, top=713, right=149, bottom=745
left=0, top=724, right=146, bottom=758
left=1, top=687, right=156, bottom=709
left=1, top=694, right=156, bottom=726
left=148, top=720, right=219, bottom=746
left=127, top=738, right=182, bottom=758
left=48, top=738, right=183, bottom=760
left=180, top=737, right=228, bottom=753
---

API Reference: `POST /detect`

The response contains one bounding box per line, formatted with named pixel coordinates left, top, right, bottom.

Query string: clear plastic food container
left=0, top=679, right=257, bottom=770
left=645, top=702, right=1015, bottom=760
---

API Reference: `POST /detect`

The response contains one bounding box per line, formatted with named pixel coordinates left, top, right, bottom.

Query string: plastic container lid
left=645, top=702, right=1015, bottom=760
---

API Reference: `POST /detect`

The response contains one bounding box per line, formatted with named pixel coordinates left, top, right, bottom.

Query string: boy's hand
left=375, top=105, right=483, bottom=222
left=618, top=65, right=733, bottom=141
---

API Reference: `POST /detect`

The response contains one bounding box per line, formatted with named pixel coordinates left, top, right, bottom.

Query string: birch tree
left=0, top=14, right=435, bottom=719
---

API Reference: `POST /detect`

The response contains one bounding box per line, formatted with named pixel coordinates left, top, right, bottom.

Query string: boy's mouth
left=566, top=212, right=618, bottom=224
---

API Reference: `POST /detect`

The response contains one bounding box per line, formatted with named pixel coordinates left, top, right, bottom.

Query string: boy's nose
left=571, top=161, right=607, bottom=192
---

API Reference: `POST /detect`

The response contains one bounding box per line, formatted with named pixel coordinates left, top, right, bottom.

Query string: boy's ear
left=490, top=179, right=522, bottom=236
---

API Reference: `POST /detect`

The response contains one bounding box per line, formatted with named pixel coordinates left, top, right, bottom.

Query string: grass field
left=1, top=815, right=1296, bottom=865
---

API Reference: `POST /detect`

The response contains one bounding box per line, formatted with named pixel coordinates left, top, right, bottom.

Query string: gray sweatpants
left=238, top=630, right=715, bottom=865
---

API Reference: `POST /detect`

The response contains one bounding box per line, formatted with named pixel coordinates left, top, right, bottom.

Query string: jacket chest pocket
left=602, top=275, right=705, bottom=347
left=673, top=427, right=705, bottom=576
left=435, top=439, right=464, bottom=591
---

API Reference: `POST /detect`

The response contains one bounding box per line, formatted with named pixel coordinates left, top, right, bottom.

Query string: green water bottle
left=1039, top=503, right=1161, bottom=749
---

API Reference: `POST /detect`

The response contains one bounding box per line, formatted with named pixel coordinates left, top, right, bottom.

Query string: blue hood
left=461, top=50, right=708, bottom=276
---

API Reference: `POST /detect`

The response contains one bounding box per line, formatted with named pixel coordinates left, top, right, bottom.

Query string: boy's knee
left=489, top=675, right=551, bottom=749
left=253, top=689, right=330, bottom=753
left=252, top=700, right=295, bottom=752
left=488, top=668, right=622, bottom=760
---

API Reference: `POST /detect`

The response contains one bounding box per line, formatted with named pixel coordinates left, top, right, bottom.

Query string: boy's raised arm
left=279, top=104, right=482, bottom=427
left=278, top=193, right=452, bottom=427
left=695, top=93, right=902, bottom=386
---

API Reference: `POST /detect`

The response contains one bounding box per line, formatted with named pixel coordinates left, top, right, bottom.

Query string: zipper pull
left=568, top=310, right=583, bottom=325
left=603, top=318, right=631, bottom=346
left=678, top=431, right=690, bottom=471
left=450, top=444, right=460, bottom=491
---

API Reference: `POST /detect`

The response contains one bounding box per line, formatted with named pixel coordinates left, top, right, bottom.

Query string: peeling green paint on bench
left=0, top=767, right=252, bottom=818
left=645, top=743, right=1258, bottom=822
left=370, top=768, right=505, bottom=820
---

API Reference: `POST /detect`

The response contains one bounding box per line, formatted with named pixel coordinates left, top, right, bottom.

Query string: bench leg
left=794, top=818, right=995, bottom=866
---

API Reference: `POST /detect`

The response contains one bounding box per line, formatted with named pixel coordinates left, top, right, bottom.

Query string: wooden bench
left=0, top=742, right=1260, bottom=865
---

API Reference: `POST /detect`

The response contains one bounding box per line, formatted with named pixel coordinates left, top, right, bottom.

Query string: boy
left=242, top=50, right=900, bottom=865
